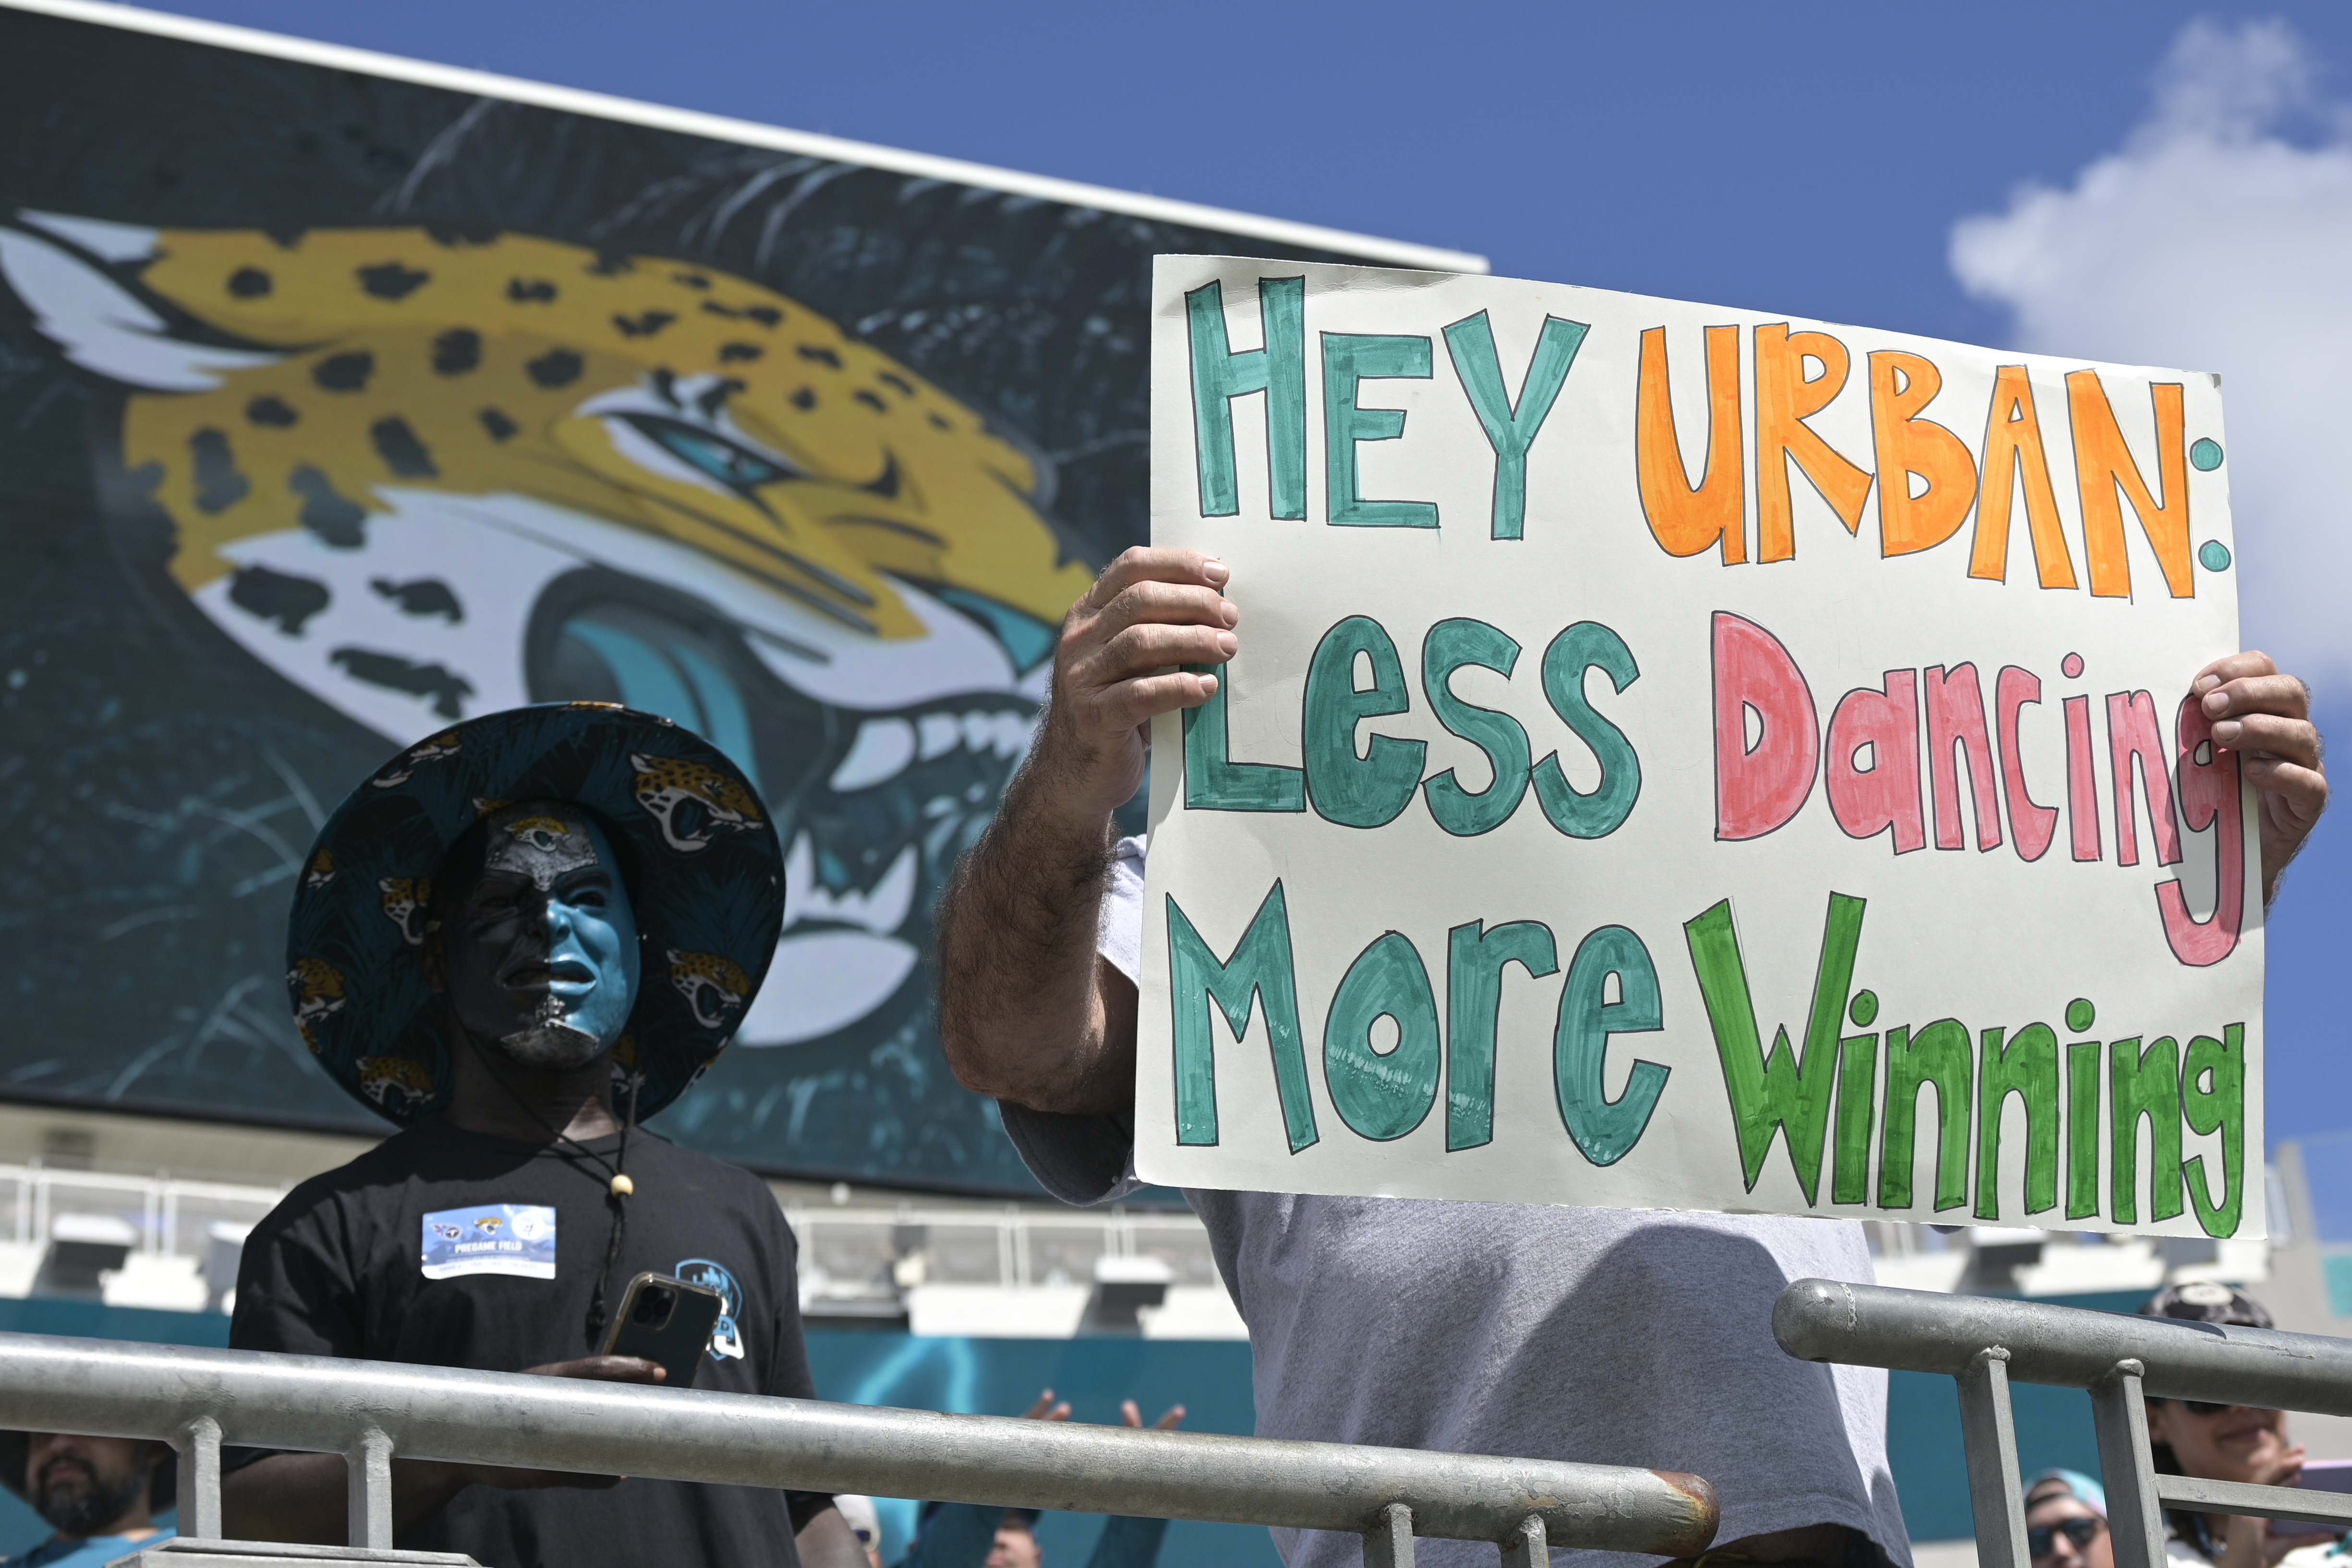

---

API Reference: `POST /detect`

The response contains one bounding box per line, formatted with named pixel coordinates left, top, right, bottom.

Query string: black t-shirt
left=230, top=1118, right=816, bottom=1568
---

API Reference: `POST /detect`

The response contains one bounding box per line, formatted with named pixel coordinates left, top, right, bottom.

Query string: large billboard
left=0, top=0, right=1475, bottom=1190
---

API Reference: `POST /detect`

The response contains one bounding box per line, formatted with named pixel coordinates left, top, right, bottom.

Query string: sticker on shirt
left=675, top=1258, right=745, bottom=1361
left=422, top=1205, right=557, bottom=1280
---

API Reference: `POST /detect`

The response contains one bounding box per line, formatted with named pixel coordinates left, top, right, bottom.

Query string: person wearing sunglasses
left=2025, top=1470, right=2113, bottom=1568
left=2139, top=1284, right=2340, bottom=1568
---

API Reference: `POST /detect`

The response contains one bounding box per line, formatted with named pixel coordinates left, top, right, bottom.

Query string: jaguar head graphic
left=0, top=213, right=1095, bottom=1053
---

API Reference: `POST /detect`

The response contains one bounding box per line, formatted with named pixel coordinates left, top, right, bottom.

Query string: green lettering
left=1880, top=1020, right=1972, bottom=1212
left=2066, top=1038, right=2101, bottom=1219
left=1975, top=1023, right=2059, bottom=1219
left=1832, top=1030, right=1879, bottom=1205
left=1166, top=884, right=1315, bottom=1152
left=2110, top=1035, right=2184, bottom=1225
left=2182, top=1024, right=2246, bottom=1238
left=1186, top=276, right=1305, bottom=519
left=1683, top=893, right=1863, bottom=1203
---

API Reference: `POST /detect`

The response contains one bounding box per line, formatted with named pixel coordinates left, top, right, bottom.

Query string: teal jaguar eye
left=622, top=414, right=798, bottom=491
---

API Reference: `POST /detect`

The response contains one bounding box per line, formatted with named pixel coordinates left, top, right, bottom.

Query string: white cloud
left=1952, top=18, right=2352, bottom=685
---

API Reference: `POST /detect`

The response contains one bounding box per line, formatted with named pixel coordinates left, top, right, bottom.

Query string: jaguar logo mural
left=0, top=213, right=1095, bottom=1054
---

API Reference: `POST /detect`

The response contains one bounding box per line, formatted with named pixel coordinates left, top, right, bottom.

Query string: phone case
left=596, top=1271, right=725, bottom=1389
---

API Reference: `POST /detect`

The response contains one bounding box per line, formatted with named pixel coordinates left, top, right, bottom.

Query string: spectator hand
left=1023, top=1388, right=1073, bottom=1422
left=1120, top=1399, right=1185, bottom=1432
left=1036, top=547, right=1237, bottom=818
left=2191, top=653, right=2327, bottom=904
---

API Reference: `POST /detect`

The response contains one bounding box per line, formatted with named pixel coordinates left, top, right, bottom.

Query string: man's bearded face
left=440, top=803, right=641, bottom=1069
left=27, top=1435, right=155, bottom=1537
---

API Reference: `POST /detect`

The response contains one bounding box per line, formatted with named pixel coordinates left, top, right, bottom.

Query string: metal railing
left=1775, top=1279, right=2352, bottom=1568
left=0, top=1331, right=1717, bottom=1567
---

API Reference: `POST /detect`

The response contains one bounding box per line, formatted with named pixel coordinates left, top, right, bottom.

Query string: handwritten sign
left=1138, top=256, right=2260, bottom=1237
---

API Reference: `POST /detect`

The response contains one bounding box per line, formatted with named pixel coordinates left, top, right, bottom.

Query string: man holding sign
left=938, top=258, right=2327, bottom=1568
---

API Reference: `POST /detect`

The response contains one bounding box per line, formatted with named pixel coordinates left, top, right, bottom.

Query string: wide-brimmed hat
left=286, top=703, right=784, bottom=1125
left=0, top=1431, right=176, bottom=1514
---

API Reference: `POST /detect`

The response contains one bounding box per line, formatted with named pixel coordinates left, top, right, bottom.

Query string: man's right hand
left=935, top=548, right=1237, bottom=1117
left=1030, top=547, right=1237, bottom=821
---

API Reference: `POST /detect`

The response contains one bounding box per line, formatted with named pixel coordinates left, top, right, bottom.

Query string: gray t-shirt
left=1002, top=838, right=1910, bottom=1568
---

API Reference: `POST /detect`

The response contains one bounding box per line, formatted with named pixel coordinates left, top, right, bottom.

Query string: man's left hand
left=2192, top=652, right=2328, bottom=904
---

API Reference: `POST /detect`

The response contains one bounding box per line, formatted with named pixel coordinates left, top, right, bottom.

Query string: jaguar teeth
left=825, top=709, right=1037, bottom=792
left=781, top=834, right=918, bottom=935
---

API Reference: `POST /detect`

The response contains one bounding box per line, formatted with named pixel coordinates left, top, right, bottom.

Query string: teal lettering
left=1303, top=616, right=1425, bottom=829
left=1421, top=618, right=1531, bottom=836
left=1683, top=893, right=1864, bottom=1203
left=1322, top=333, right=1439, bottom=528
left=1532, top=620, right=1642, bottom=839
left=1554, top=925, right=1669, bottom=1167
left=1186, top=276, right=1306, bottom=519
left=1444, top=919, right=1558, bottom=1151
left=1442, top=311, right=1589, bottom=540
left=1182, top=661, right=1305, bottom=812
left=1323, top=930, right=1441, bottom=1141
left=1166, top=884, right=1316, bottom=1153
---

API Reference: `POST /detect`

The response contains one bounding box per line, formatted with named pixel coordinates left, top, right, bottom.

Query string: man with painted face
left=225, top=705, right=862, bottom=1568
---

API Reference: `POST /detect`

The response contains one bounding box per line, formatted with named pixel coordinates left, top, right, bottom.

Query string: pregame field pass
left=1138, top=256, right=2260, bottom=1237
left=423, top=1205, right=558, bottom=1280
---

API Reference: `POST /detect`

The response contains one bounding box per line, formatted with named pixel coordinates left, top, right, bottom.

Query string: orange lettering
left=1754, top=324, right=1872, bottom=562
left=2066, top=371, right=2192, bottom=598
left=1869, top=350, right=1977, bottom=557
left=1637, top=325, right=1745, bottom=563
left=1968, top=365, right=2074, bottom=589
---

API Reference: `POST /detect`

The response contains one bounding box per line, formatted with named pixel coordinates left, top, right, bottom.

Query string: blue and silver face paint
left=442, top=801, right=641, bottom=1069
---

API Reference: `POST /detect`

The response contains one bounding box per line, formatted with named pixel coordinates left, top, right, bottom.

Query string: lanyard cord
left=461, top=1032, right=643, bottom=1345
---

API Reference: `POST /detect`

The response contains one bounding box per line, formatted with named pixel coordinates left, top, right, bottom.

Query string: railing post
left=1499, top=1514, right=1546, bottom=1568
left=347, top=1426, right=395, bottom=1550
left=175, top=1414, right=222, bottom=1541
left=2091, top=1358, right=2165, bottom=1568
left=1364, top=1501, right=1414, bottom=1568
left=1957, top=1347, right=2028, bottom=1568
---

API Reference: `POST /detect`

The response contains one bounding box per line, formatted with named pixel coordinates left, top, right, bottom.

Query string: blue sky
left=136, top=0, right=2352, bottom=1142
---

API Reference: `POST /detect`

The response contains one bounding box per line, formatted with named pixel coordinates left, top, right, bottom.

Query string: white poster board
left=1138, top=255, right=2260, bottom=1238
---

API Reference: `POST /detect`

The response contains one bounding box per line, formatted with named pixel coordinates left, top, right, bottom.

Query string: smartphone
left=2260, top=1460, right=2352, bottom=1540
left=596, top=1271, right=724, bottom=1389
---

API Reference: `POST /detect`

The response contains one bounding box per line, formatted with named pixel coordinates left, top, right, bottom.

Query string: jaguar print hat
left=286, top=702, right=785, bottom=1126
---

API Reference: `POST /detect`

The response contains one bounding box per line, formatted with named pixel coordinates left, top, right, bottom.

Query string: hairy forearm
left=936, top=738, right=1131, bottom=1114
left=221, top=1452, right=474, bottom=1545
